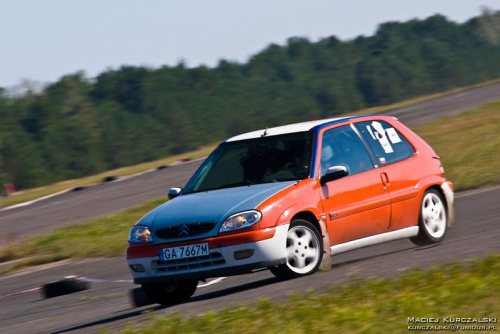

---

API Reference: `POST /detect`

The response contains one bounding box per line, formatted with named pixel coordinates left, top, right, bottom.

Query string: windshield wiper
left=198, top=180, right=255, bottom=192
left=215, top=180, right=255, bottom=190
left=189, top=178, right=299, bottom=194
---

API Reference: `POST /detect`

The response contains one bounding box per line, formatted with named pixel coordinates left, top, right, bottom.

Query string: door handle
left=380, top=172, right=389, bottom=186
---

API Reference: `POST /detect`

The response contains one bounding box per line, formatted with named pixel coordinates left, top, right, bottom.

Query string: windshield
left=183, top=132, right=314, bottom=194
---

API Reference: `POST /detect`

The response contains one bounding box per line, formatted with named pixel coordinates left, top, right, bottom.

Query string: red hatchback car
left=127, top=115, right=454, bottom=305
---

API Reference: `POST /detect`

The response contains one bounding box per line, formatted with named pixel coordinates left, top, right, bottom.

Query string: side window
left=320, top=125, right=373, bottom=177
left=355, top=120, right=414, bottom=166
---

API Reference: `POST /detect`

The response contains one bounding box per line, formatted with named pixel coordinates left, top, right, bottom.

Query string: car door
left=317, top=124, right=391, bottom=244
left=354, top=119, right=421, bottom=231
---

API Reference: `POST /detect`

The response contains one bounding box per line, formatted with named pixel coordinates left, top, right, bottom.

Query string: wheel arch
left=422, top=182, right=455, bottom=227
left=270, top=210, right=330, bottom=278
left=291, top=211, right=321, bottom=233
left=425, top=184, right=444, bottom=199
left=290, top=210, right=332, bottom=271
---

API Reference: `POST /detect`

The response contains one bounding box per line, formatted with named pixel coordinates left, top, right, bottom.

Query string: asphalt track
left=387, top=81, right=500, bottom=125
left=0, top=185, right=498, bottom=333
left=0, top=162, right=203, bottom=248
left=0, top=82, right=499, bottom=333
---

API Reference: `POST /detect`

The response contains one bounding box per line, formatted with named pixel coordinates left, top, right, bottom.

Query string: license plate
left=159, top=243, right=209, bottom=261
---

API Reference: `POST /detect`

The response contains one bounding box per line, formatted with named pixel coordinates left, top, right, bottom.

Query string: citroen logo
left=178, top=224, right=190, bottom=237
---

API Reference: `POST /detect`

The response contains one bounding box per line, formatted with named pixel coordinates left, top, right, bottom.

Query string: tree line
left=1, top=11, right=500, bottom=190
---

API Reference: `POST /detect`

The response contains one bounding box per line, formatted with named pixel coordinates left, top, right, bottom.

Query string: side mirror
left=320, top=165, right=349, bottom=185
left=168, top=187, right=182, bottom=200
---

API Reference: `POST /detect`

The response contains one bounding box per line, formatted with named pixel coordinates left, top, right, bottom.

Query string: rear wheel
left=410, top=189, right=447, bottom=246
left=141, top=279, right=198, bottom=305
left=270, top=219, right=323, bottom=279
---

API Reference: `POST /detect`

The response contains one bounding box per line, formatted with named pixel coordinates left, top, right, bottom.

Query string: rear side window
left=320, top=125, right=373, bottom=176
left=355, top=120, right=414, bottom=166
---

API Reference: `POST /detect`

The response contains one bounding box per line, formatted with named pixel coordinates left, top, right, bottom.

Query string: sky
left=1, top=0, right=499, bottom=88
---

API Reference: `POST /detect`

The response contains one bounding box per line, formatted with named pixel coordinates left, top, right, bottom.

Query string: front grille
left=155, top=222, right=216, bottom=239
left=152, top=252, right=226, bottom=273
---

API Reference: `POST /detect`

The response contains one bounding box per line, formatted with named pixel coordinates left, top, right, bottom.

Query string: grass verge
left=413, top=101, right=500, bottom=189
left=119, top=256, right=499, bottom=334
left=0, top=102, right=499, bottom=271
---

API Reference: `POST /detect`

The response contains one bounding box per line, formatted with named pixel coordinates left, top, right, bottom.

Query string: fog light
left=234, top=249, right=254, bottom=260
left=130, top=264, right=145, bottom=272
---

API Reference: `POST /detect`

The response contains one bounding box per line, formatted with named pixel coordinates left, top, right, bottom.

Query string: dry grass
left=120, top=256, right=499, bottom=334
left=413, top=102, right=500, bottom=189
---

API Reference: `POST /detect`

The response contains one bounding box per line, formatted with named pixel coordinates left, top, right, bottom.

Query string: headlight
left=220, top=210, right=262, bottom=233
left=129, top=225, right=152, bottom=242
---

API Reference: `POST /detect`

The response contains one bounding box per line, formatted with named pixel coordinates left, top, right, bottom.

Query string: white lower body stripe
left=330, top=226, right=419, bottom=255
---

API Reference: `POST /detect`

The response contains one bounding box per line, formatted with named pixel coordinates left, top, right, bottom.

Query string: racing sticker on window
left=386, top=127, right=402, bottom=144
left=366, top=125, right=376, bottom=140
left=371, top=121, right=394, bottom=154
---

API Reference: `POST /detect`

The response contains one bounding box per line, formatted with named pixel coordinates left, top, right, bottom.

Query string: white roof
left=226, top=117, right=349, bottom=142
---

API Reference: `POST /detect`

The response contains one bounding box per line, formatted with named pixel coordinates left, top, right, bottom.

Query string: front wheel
left=270, top=219, right=323, bottom=279
left=410, top=189, right=447, bottom=246
left=141, top=279, right=198, bottom=305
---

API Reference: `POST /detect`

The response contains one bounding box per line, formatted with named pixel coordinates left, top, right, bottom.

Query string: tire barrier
left=102, top=175, right=118, bottom=182
left=0, top=275, right=226, bottom=304
left=42, top=276, right=90, bottom=299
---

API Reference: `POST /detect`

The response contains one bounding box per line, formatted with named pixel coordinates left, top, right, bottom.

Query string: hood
left=140, top=181, right=296, bottom=243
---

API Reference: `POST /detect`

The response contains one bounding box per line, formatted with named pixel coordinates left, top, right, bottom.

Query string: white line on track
left=0, top=275, right=228, bottom=300
left=0, top=200, right=65, bottom=221
left=77, top=276, right=133, bottom=284
left=0, top=287, right=41, bottom=300
left=0, top=189, right=71, bottom=212
left=0, top=157, right=207, bottom=212
left=455, top=184, right=500, bottom=199
left=115, top=168, right=156, bottom=182
left=0, top=260, right=74, bottom=280
left=198, top=277, right=228, bottom=287
left=75, top=275, right=228, bottom=288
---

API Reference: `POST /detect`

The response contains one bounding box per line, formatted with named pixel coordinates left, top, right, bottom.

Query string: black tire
left=42, top=277, right=90, bottom=299
left=141, top=280, right=198, bottom=305
left=410, top=189, right=447, bottom=246
left=270, top=219, right=323, bottom=280
left=129, top=287, right=154, bottom=307
left=102, top=175, right=117, bottom=182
